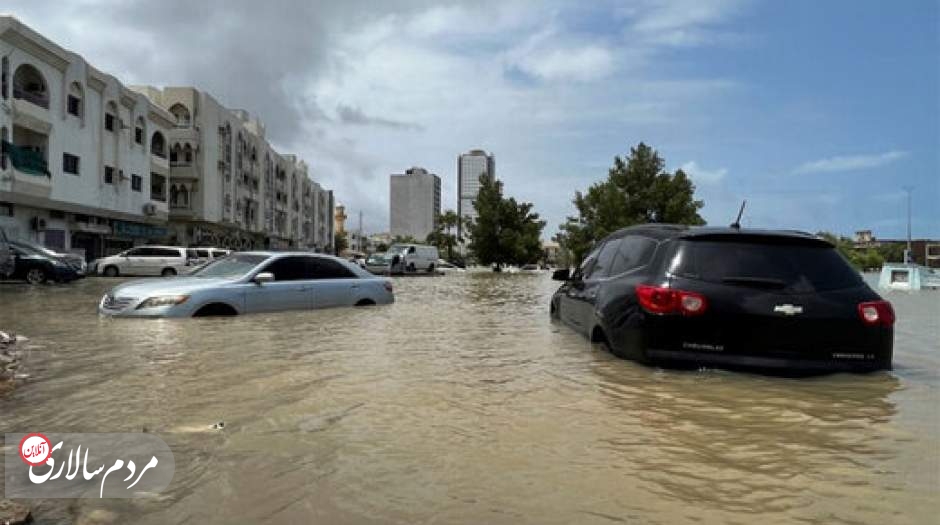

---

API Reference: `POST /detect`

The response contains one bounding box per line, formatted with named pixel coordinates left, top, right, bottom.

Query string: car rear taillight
left=636, top=284, right=707, bottom=316
left=384, top=281, right=393, bottom=293
left=858, top=300, right=895, bottom=327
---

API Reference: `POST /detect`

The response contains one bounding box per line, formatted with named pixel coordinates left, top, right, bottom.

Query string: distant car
left=2, top=239, right=86, bottom=284
left=434, top=259, right=465, bottom=273
left=388, top=243, right=439, bottom=273
left=98, top=252, right=394, bottom=318
left=91, top=246, right=190, bottom=277
left=186, top=247, right=231, bottom=267
left=364, top=252, right=391, bottom=274
left=550, top=224, right=895, bottom=373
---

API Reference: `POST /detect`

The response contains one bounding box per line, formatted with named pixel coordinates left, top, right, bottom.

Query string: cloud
left=679, top=161, right=727, bottom=184
left=792, top=150, right=908, bottom=175
left=506, top=27, right=616, bottom=82
left=335, top=104, right=423, bottom=131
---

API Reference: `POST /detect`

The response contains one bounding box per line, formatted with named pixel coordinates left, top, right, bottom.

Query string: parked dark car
left=3, top=239, right=86, bottom=284
left=550, top=224, right=894, bottom=373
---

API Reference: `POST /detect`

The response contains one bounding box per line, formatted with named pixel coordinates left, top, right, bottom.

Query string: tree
left=425, top=209, right=460, bottom=260
left=391, top=235, right=419, bottom=245
left=556, top=143, right=705, bottom=264
left=466, top=173, right=546, bottom=267
left=817, top=231, right=887, bottom=270
left=334, top=231, right=348, bottom=255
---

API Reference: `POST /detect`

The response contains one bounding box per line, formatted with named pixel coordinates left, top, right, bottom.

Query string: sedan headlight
left=136, top=295, right=190, bottom=309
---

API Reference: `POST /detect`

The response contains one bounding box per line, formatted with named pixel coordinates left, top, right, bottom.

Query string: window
left=155, top=248, right=183, bottom=257
left=135, top=127, right=143, bottom=145
left=63, top=153, right=80, bottom=175
left=151, top=173, right=166, bottom=201
left=104, top=166, right=114, bottom=184
left=131, top=174, right=142, bottom=192
left=67, top=95, right=81, bottom=117
left=105, top=113, right=115, bottom=132
left=310, top=258, right=356, bottom=279
left=608, top=237, right=658, bottom=277
left=260, top=256, right=311, bottom=281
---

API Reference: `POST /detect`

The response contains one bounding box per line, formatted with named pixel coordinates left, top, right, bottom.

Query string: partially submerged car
left=98, top=252, right=394, bottom=317
left=1, top=238, right=86, bottom=284
left=551, top=224, right=894, bottom=373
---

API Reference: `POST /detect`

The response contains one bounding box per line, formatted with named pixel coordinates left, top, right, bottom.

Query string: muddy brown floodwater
left=0, top=272, right=938, bottom=524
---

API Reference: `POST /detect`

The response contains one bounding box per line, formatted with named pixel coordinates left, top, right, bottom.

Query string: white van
left=388, top=244, right=439, bottom=273
left=92, top=246, right=191, bottom=277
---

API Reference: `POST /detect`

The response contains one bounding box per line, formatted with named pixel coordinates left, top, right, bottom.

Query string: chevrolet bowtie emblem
left=774, top=304, right=803, bottom=316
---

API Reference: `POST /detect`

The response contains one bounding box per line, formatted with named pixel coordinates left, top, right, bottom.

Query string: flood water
left=1, top=272, right=938, bottom=524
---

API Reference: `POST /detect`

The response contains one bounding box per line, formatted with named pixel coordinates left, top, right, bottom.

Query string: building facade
left=0, top=16, right=334, bottom=259
left=131, top=86, right=334, bottom=252
left=0, top=16, right=175, bottom=261
left=390, top=166, right=441, bottom=241
left=456, top=149, right=494, bottom=238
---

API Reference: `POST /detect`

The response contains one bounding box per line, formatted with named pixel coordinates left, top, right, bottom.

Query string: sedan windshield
left=192, top=254, right=269, bottom=278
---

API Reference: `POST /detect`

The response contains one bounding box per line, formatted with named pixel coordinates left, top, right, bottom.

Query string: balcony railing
left=1, top=141, right=50, bottom=177
left=151, top=149, right=167, bottom=159
left=13, top=88, right=49, bottom=109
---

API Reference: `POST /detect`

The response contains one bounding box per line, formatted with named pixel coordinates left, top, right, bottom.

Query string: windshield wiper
left=721, top=276, right=788, bottom=289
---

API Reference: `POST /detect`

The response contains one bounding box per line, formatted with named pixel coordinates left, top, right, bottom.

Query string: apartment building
left=0, top=16, right=174, bottom=260
left=130, top=86, right=334, bottom=252
left=390, top=166, right=441, bottom=241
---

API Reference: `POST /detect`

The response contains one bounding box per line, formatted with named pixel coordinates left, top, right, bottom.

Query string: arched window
left=184, top=144, right=193, bottom=163
left=12, top=63, right=48, bottom=108
left=170, top=185, right=179, bottom=206
left=67, top=82, right=83, bottom=118
left=179, top=186, right=189, bottom=207
left=150, top=131, right=166, bottom=158
left=168, top=103, right=191, bottom=127
left=170, top=143, right=182, bottom=163
left=1, top=57, right=8, bottom=99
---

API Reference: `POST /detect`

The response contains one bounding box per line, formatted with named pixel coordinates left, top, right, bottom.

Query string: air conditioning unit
left=31, top=217, right=47, bottom=231
left=143, top=203, right=157, bottom=216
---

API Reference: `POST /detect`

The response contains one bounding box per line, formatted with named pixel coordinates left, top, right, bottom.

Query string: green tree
left=334, top=231, right=348, bottom=254
left=816, top=231, right=884, bottom=270
left=556, top=143, right=705, bottom=264
left=391, top=235, right=419, bottom=245
left=466, top=173, right=546, bottom=267
left=426, top=209, right=460, bottom=260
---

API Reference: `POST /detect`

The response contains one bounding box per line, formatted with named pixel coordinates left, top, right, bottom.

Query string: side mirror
left=552, top=268, right=570, bottom=281
left=253, top=272, right=274, bottom=285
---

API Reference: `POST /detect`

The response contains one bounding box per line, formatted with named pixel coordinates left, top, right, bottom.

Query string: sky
left=6, top=0, right=938, bottom=239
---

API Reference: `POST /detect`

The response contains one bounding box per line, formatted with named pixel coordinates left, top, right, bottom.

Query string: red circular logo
left=19, top=433, right=52, bottom=467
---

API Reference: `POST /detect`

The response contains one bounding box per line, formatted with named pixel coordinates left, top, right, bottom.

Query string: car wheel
left=355, top=298, right=376, bottom=306
left=407, top=263, right=416, bottom=272
left=161, top=268, right=177, bottom=277
left=25, top=268, right=46, bottom=285
left=427, top=264, right=435, bottom=273
left=103, top=265, right=119, bottom=277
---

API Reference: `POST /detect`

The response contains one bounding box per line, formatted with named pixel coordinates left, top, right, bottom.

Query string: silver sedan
left=98, top=252, right=394, bottom=317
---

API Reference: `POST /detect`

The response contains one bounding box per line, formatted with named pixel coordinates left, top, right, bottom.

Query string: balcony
left=1, top=140, right=51, bottom=198
left=13, top=87, right=49, bottom=109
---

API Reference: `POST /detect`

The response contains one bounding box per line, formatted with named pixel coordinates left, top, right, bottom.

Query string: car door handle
left=350, top=284, right=359, bottom=289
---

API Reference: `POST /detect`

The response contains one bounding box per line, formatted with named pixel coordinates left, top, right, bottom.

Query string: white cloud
left=792, top=150, right=908, bottom=175
left=680, top=161, right=727, bottom=184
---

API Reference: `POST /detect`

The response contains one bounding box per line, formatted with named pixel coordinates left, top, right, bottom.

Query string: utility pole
left=903, top=186, right=913, bottom=264
left=358, top=210, right=363, bottom=252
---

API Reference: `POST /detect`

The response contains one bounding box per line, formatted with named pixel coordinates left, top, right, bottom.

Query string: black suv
left=550, top=225, right=894, bottom=373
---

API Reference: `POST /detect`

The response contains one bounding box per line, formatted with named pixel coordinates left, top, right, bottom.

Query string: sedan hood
left=108, top=276, right=237, bottom=297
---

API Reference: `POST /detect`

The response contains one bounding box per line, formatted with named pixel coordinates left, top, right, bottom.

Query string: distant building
left=334, top=203, right=347, bottom=234
left=390, top=166, right=441, bottom=241
left=456, top=149, right=494, bottom=238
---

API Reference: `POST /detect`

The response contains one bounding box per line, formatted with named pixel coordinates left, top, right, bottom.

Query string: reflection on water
left=0, top=273, right=937, bottom=524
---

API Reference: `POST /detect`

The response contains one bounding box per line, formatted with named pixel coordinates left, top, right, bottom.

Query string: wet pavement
left=0, top=272, right=938, bottom=524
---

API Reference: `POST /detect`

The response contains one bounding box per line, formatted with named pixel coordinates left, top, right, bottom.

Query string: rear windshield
left=670, top=239, right=864, bottom=292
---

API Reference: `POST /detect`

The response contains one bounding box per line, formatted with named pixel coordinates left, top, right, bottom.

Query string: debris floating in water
left=0, top=330, right=28, bottom=389
left=210, top=421, right=225, bottom=430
